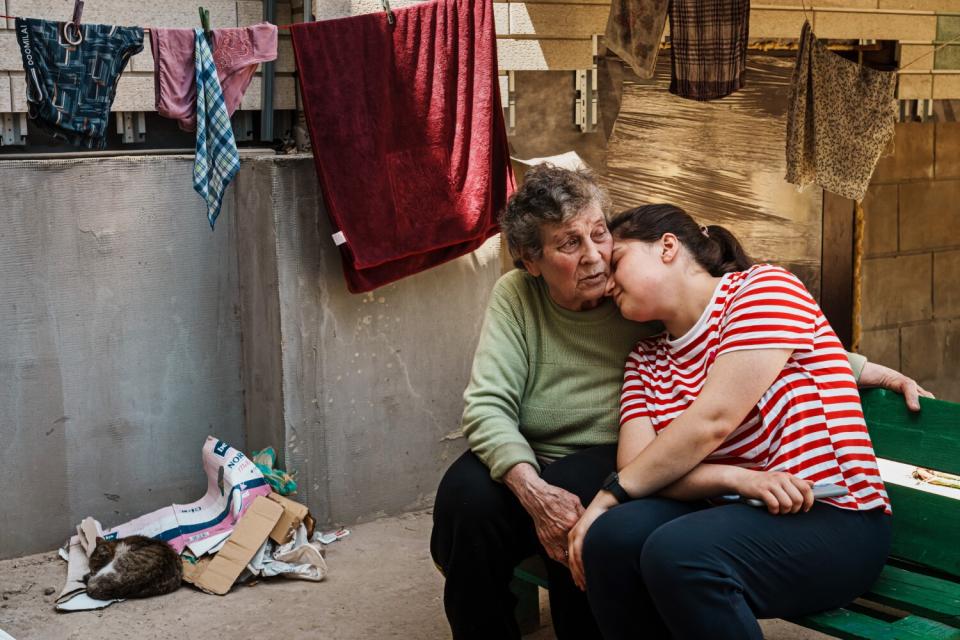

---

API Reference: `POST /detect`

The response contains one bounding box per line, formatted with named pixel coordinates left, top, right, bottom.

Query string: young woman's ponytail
left=704, top=225, right=753, bottom=275
left=609, top=204, right=754, bottom=276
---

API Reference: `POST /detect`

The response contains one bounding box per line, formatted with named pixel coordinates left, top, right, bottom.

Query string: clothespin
left=62, top=0, right=84, bottom=45
left=380, top=0, right=396, bottom=26
left=198, top=6, right=212, bottom=39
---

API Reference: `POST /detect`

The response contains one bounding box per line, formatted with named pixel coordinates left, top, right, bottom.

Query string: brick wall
left=860, top=121, right=960, bottom=401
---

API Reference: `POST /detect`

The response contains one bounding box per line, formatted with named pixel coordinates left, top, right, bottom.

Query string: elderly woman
left=430, top=164, right=926, bottom=640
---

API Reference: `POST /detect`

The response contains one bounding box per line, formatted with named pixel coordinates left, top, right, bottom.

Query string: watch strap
left=603, top=472, right=631, bottom=504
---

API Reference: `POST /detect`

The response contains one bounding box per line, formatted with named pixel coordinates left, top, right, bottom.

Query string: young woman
left=567, top=203, right=895, bottom=640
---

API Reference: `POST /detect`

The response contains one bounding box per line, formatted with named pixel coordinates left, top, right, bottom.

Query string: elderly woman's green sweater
left=461, top=269, right=867, bottom=481
left=461, top=269, right=660, bottom=480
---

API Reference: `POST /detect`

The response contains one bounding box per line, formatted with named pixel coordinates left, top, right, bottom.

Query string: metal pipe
left=260, top=0, right=277, bottom=142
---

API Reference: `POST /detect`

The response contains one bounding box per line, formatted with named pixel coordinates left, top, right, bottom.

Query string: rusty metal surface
left=603, top=55, right=824, bottom=295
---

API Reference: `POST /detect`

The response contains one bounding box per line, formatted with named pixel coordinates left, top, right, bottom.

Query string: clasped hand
left=566, top=469, right=816, bottom=591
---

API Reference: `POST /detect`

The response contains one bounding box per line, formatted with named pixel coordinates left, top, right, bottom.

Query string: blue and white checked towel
left=193, top=28, right=240, bottom=230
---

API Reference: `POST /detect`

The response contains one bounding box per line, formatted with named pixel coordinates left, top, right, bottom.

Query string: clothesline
left=0, top=14, right=297, bottom=30
left=901, top=33, right=960, bottom=70
left=4, top=11, right=959, bottom=70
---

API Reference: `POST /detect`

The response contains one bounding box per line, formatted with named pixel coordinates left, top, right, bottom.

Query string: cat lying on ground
left=83, top=535, right=183, bottom=600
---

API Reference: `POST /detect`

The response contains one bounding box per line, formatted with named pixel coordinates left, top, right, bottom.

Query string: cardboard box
left=187, top=496, right=284, bottom=595
left=266, top=493, right=310, bottom=544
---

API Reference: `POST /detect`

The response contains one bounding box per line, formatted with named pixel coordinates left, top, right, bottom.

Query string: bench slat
left=863, top=389, right=960, bottom=476
left=886, top=484, right=960, bottom=579
left=866, top=565, right=960, bottom=625
left=795, top=607, right=960, bottom=640
left=514, top=556, right=549, bottom=588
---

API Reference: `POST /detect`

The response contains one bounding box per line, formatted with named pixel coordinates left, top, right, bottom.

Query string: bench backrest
left=862, top=388, right=960, bottom=579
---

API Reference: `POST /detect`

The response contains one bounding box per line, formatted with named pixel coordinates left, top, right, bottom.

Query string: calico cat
left=83, top=535, right=183, bottom=599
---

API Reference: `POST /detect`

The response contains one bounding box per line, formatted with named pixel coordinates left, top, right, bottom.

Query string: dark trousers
left=431, top=446, right=618, bottom=640
left=583, top=497, right=892, bottom=640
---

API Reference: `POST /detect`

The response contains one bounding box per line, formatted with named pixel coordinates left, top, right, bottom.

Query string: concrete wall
left=859, top=121, right=960, bottom=402
left=0, top=155, right=245, bottom=559
left=0, top=152, right=503, bottom=557
left=234, top=155, right=502, bottom=526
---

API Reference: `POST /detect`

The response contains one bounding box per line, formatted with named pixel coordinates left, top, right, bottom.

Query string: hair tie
left=700, top=225, right=710, bottom=238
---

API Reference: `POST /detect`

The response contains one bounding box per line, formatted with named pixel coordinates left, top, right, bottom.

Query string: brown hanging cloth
left=784, top=21, right=897, bottom=202
left=604, top=0, right=670, bottom=80
left=668, top=0, right=750, bottom=100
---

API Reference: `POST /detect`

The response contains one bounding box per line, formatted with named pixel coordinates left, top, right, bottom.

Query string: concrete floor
left=0, top=509, right=831, bottom=640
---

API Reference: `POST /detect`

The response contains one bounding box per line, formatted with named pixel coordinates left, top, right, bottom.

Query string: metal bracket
left=574, top=69, right=598, bottom=132
left=501, top=71, right=516, bottom=134
left=1, top=113, right=28, bottom=146
left=898, top=99, right=935, bottom=122
left=574, top=35, right=599, bottom=132
left=116, top=111, right=146, bottom=143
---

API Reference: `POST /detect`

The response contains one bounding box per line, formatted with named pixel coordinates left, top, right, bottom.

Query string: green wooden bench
left=511, top=388, right=960, bottom=639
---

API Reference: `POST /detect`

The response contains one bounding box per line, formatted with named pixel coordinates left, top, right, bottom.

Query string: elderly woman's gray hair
left=500, top=164, right=611, bottom=269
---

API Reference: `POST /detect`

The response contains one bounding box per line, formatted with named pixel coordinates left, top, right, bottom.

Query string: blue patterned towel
left=193, top=28, right=240, bottom=230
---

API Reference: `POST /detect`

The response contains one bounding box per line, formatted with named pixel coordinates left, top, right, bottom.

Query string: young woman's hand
left=732, top=469, right=815, bottom=515
left=567, top=491, right=618, bottom=591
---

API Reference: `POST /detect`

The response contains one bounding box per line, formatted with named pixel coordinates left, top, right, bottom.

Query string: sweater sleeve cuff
left=488, top=443, right=540, bottom=482
left=848, top=351, right=867, bottom=383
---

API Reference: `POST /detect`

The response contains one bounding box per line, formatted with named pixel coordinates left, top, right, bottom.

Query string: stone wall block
left=862, top=254, right=932, bottom=329
left=862, top=184, right=898, bottom=255
left=872, top=123, right=935, bottom=183
left=901, top=320, right=960, bottom=402
left=934, top=250, right=960, bottom=318
left=859, top=327, right=901, bottom=371
left=936, top=122, right=960, bottom=179
left=899, top=180, right=960, bottom=252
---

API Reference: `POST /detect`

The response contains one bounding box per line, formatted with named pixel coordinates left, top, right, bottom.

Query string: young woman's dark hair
left=608, top=204, right=754, bottom=276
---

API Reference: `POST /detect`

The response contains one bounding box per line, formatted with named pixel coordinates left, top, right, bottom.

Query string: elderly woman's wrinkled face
left=522, top=204, right=612, bottom=311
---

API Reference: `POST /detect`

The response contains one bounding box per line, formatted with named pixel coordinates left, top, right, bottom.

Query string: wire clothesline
left=0, top=14, right=298, bottom=30
left=3, top=10, right=960, bottom=68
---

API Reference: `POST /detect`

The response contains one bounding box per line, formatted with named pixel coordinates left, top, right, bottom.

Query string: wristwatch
left=602, top=471, right=632, bottom=504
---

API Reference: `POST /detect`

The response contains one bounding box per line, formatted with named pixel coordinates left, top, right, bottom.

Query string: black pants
left=583, top=497, right=892, bottom=640
left=431, top=446, right=617, bottom=640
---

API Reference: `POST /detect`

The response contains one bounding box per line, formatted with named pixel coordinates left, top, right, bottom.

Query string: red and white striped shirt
left=620, top=264, right=890, bottom=513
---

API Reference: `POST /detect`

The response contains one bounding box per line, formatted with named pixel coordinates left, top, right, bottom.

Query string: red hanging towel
left=290, top=0, right=515, bottom=293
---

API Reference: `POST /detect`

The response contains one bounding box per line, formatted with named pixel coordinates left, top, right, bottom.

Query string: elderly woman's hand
left=504, top=463, right=584, bottom=565
left=858, top=362, right=934, bottom=411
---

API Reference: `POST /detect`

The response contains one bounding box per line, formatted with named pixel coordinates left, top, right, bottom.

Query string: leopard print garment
left=785, top=21, right=897, bottom=202
left=605, top=0, right=670, bottom=80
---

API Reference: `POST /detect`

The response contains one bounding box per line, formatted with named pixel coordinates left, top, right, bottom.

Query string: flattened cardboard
left=266, top=493, right=310, bottom=544
left=181, top=555, right=214, bottom=586
left=191, top=496, right=283, bottom=595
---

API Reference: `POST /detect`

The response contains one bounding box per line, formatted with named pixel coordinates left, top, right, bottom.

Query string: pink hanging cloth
left=290, top=0, right=515, bottom=293
left=150, top=22, right=277, bottom=131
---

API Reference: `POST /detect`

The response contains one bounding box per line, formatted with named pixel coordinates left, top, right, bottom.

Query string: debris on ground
left=54, top=437, right=330, bottom=612
left=182, top=495, right=284, bottom=595
left=913, top=467, right=960, bottom=489
left=252, top=447, right=298, bottom=496
left=319, top=528, right=351, bottom=545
